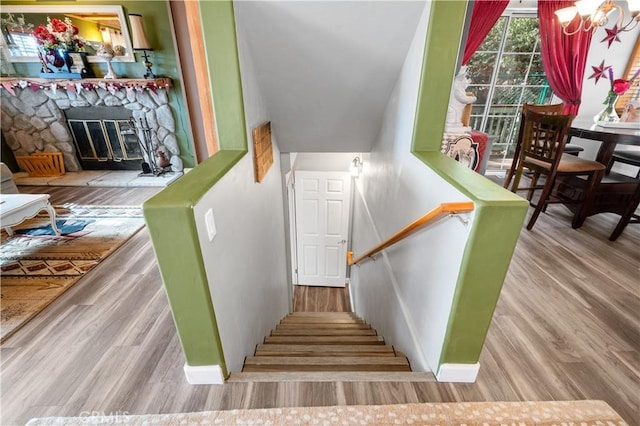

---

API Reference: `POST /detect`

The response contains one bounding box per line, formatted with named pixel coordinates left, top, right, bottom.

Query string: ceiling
left=234, top=1, right=426, bottom=153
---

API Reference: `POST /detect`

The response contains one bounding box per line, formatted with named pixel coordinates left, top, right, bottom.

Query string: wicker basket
left=16, top=152, right=66, bottom=177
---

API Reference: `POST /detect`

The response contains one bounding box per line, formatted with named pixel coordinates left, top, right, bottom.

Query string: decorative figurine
left=97, top=43, right=117, bottom=79
left=445, top=66, right=477, bottom=133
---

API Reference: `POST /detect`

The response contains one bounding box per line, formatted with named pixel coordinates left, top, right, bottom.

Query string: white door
left=294, top=171, right=352, bottom=287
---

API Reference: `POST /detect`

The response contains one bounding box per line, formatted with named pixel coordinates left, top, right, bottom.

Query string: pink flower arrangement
left=32, top=17, right=85, bottom=51
left=612, top=78, right=632, bottom=95
left=602, top=67, right=639, bottom=109
left=607, top=67, right=638, bottom=97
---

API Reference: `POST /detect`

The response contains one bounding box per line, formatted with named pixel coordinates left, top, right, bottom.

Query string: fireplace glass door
left=68, top=118, right=143, bottom=170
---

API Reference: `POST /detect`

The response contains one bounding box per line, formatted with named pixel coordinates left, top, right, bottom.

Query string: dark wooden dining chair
left=605, top=149, right=640, bottom=178
left=503, top=103, right=583, bottom=189
left=506, top=110, right=606, bottom=230
left=609, top=182, right=640, bottom=241
left=605, top=149, right=640, bottom=240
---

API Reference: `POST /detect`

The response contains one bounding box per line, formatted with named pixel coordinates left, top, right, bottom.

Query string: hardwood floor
left=292, top=285, right=352, bottom=312
left=1, top=186, right=638, bottom=425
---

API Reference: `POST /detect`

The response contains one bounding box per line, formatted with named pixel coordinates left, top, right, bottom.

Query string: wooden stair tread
left=288, top=312, right=357, bottom=316
left=275, top=323, right=371, bottom=330
left=271, top=328, right=377, bottom=336
left=264, top=335, right=385, bottom=345
left=243, top=356, right=411, bottom=372
left=255, top=344, right=395, bottom=357
left=228, top=371, right=435, bottom=382
left=280, top=317, right=365, bottom=324
left=241, top=311, right=412, bottom=374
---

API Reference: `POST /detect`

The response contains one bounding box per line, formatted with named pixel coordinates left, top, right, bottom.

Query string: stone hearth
left=0, top=78, right=183, bottom=173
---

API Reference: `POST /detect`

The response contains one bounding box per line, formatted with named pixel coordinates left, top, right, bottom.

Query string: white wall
left=292, top=152, right=360, bottom=172
left=233, top=1, right=426, bottom=153
left=569, top=4, right=640, bottom=172
left=578, top=9, right=639, bottom=122
left=350, top=3, right=475, bottom=373
left=192, top=17, right=289, bottom=373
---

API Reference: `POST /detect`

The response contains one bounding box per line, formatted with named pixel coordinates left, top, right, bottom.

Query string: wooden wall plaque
left=252, top=121, right=273, bottom=183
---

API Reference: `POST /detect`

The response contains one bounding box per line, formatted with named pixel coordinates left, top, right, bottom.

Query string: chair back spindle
left=520, top=111, right=572, bottom=168
left=506, top=109, right=605, bottom=231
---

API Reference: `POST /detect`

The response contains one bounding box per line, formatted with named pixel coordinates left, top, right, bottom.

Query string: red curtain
left=462, top=0, right=510, bottom=65
left=538, top=1, right=593, bottom=115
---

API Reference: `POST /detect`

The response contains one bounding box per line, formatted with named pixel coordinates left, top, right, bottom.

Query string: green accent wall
left=412, top=1, right=528, bottom=370
left=144, top=150, right=244, bottom=372
left=413, top=1, right=468, bottom=152
left=143, top=0, right=247, bottom=374
left=1, top=0, right=195, bottom=169
left=199, top=1, right=247, bottom=151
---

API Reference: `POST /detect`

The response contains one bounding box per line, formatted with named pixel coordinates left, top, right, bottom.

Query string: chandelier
left=555, top=0, right=640, bottom=35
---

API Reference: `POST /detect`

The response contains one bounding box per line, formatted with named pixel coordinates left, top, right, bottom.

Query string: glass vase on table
left=594, top=91, right=619, bottom=124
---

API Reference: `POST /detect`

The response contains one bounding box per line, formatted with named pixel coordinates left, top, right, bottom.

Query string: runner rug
left=25, top=401, right=627, bottom=425
left=0, top=204, right=145, bottom=342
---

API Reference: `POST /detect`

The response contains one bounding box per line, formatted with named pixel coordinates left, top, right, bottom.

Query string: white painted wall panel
left=192, top=18, right=289, bottom=373
left=292, top=153, right=360, bottom=172
left=233, top=2, right=426, bottom=152
left=350, top=3, right=475, bottom=373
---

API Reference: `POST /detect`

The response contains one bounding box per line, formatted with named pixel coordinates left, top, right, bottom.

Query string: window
left=5, top=28, right=39, bottom=57
left=615, top=35, right=640, bottom=112
left=466, top=13, right=554, bottom=174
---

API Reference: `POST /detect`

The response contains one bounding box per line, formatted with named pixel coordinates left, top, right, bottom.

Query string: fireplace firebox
left=64, top=106, right=143, bottom=171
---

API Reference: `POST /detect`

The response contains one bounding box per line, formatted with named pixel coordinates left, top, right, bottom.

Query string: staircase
left=239, top=312, right=411, bottom=374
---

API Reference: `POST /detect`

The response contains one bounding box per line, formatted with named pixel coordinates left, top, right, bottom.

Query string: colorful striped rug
left=0, top=204, right=145, bottom=342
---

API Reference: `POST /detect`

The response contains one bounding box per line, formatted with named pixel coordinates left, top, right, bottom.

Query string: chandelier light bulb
left=555, top=6, right=579, bottom=24
left=575, top=0, right=600, bottom=17
left=557, top=0, right=639, bottom=35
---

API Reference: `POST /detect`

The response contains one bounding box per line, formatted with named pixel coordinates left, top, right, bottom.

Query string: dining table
left=555, top=120, right=640, bottom=238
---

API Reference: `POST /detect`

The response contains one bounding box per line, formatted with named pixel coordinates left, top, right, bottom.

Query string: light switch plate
left=205, top=208, right=216, bottom=241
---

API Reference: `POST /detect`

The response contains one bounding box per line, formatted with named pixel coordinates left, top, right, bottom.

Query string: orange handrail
left=347, top=202, right=474, bottom=266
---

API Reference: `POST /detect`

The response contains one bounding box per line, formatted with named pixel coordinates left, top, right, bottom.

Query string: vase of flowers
left=32, top=17, right=85, bottom=74
left=43, top=48, right=66, bottom=72
left=594, top=68, right=637, bottom=124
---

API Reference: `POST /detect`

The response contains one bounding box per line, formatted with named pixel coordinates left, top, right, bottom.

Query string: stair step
left=270, top=328, right=377, bottom=336
left=228, top=371, right=436, bottom=382
left=275, top=323, right=371, bottom=330
left=243, top=356, right=411, bottom=372
left=281, top=317, right=365, bottom=324
left=288, top=312, right=357, bottom=317
left=264, top=335, right=385, bottom=345
left=255, top=344, right=395, bottom=357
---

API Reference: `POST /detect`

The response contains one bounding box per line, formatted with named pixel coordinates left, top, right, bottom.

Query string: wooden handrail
left=347, top=202, right=474, bottom=266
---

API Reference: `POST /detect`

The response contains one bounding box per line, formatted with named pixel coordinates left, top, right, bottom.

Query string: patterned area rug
left=0, top=205, right=145, bottom=342
left=25, top=401, right=627, bottom=425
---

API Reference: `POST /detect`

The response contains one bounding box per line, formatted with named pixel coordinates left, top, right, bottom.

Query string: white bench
left=0, top=194, right=61, bottom=236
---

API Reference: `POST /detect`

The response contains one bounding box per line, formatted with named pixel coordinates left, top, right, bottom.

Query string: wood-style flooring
left=292, top=285, right=351, bottom=312
left=1, top=185, right=638, bottom=425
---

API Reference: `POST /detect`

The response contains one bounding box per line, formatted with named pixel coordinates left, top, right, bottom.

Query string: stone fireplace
left=0, top=78, right=183, bottom=173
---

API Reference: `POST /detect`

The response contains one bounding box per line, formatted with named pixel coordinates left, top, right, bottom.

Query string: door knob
left=339, top=239, right=347, bottom=245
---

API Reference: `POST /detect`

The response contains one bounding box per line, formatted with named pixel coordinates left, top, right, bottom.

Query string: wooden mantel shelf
left=0, top=77, right=172, bottom=89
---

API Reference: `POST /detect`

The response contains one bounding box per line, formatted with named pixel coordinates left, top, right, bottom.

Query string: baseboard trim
left=183, top=363, right=225, bottom=384
left=436, top=363, right=480, bottom=383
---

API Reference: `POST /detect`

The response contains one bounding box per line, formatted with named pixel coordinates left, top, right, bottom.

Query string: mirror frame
left=0, top=5, right=135, bottom=63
